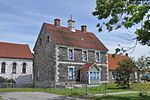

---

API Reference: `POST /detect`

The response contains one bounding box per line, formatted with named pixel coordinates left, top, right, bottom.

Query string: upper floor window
left=68, top=49, right=74, bottom=60
left=46, top=36, right=49, bottom=43
left=12, top=63, right=17, bottom=74
left=22, top=63, right=26, bottom=74
left=68, top=66, right=75, bottom=79
left=1, top=62, right=6, bottom=73
left=95, top=52, right=100, bottom=62
left=39, top=38, right=42, bottom=45
left=82, top=50, right=88, bottom=61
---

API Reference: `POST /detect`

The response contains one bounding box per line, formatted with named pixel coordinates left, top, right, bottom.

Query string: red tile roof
left=108, top=54, right=128, bottom=70
left=0, top=42, right=33, bottom=59
left=82, top=63, right=94, bottom=69
left=44, top=23, right=108, bottom=51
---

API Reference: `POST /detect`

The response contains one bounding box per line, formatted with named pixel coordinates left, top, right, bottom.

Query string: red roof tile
left=82, top=63, right=94, bottom=69
left=45, top=23, right=108, bottom=51
left=0, top=42, right=33, bottom=59
left=108, top=54, right=128, bottom=70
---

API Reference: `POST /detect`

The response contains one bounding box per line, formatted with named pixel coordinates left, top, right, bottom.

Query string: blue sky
left=0, top=0, right=149, bottom=59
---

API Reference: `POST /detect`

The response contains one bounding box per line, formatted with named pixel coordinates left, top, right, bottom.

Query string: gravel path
left=0, top=92, right=85, bottom=100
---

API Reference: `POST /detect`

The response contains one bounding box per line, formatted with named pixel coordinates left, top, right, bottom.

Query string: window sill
left=68, top=59, right=74, bottom=61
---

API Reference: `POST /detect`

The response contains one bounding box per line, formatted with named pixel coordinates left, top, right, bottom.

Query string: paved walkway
left=0, top=92, right=85, bottom=100
left=94, top=91, right=150, bottom=96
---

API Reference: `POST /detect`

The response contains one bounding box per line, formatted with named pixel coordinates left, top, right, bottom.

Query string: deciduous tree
left=115, top=58, right=136, bottom=88
left=93, top=0, right=150, bottom=46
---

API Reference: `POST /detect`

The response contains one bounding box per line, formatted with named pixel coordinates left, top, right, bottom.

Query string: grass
left=94, top=93, right=150, bottom=100
left=0, top=84, right=127, bottom=96
left=0, top=83, right=149, bottom=97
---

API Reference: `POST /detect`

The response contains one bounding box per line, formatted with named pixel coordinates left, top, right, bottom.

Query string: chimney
left=68, top=17, right=75, bottom=32
left=54, top=18, right=60, bottom=26
left=81, top=25, right=87, bottom=33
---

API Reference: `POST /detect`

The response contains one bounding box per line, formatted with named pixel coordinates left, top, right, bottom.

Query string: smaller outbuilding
left=0, top=42, right=33, bottom=85
left=80, top=63, right=101, bottom=84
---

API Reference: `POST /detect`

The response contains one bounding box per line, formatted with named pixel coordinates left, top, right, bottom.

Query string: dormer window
left=82, top=50, right=88, bottom=61
left=95, top=52, right=100, bottom=62
left=68, top=49, right=74, bottom=60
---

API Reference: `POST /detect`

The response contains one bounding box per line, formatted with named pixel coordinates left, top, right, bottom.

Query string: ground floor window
left=90, top=71, right=100, bottom=79
left=1, top=62, right=6, bottom=73
left=68, top=66, right=75, bottom=79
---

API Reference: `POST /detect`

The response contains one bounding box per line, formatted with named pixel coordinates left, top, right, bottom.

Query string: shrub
left=0, top=76, right=15, bottom=83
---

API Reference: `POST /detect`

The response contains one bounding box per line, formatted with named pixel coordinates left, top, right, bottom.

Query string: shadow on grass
left=94, top=95, right=150, bottom=100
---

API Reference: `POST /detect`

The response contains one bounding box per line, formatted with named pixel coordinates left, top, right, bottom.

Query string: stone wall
left=34, top=26, right=56, bottom=82
left=58, top=46, right=106, bottom=63
left=57, top=46, right=108, bottom=83
left=58, top=63, right=82, bottom=82
left=100, top=65, right=108, bottom=81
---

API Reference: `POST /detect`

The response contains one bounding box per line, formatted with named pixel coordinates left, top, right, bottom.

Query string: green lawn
left=94, top=93, right=150, bottom=100
left=0, top=83, right=127, bottom=96
left=0, top=83, right=149, bottom=97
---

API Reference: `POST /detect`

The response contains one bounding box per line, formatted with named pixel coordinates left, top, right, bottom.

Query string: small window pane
left=22, top=63, right=26, bottom=74
left=96, top=52, right=100, bottom=62
left=68, top=68, right=74, bottom=79
left=68, top=49, right=73, bottom=60
left=1, top=62, right=6, bottom=73
left=12, top=63, right=16, bottom=74
left=90, top=72, right=93, bottom=79
left=94, top=72, right=96, bottom=79
left=83, top=51, right=87, bottom=61
left=97, top=72, right=99, bottom=79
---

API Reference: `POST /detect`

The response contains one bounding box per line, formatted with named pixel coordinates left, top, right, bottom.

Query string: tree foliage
left=114, top=58, right=137, bottom=88
left=136, top=56, right=149, bottom=69
left=93, top=0, right=150, bottom=46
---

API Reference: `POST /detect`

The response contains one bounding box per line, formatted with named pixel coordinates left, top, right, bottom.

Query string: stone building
left=33, top=18, right=109, bottom=85
left=0, top=42, right=33, bottom=84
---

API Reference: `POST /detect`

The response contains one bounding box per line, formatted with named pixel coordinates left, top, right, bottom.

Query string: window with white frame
left=1, top=62, right=6, bottom=73
left=82, top=50, right=88, bottom=61
left=12, top=62, right=17, bottom=74
left=95, top=52, right=100, bottom=62
left=90, top=71, right=100, bottom=79
left=68, top=49, right=74, bottom=60
left=22, top=63, right=26, bottom=74
left=67, top=66, right=75, bottom=79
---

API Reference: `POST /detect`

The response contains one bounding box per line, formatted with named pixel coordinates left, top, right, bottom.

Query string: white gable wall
left=0, top=58, right=33, bottom=84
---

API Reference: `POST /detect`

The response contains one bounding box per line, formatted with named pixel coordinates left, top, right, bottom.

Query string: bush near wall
left=0, top=76, right=15, bottom=83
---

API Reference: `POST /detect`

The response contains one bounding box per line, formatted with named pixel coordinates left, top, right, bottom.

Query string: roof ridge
left=44, top=22, right=94, bottom=34
left=0, top=41, right=28, bottom=46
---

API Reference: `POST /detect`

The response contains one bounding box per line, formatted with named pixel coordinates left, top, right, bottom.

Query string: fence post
left=104, top=83, right=107, bottom=95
